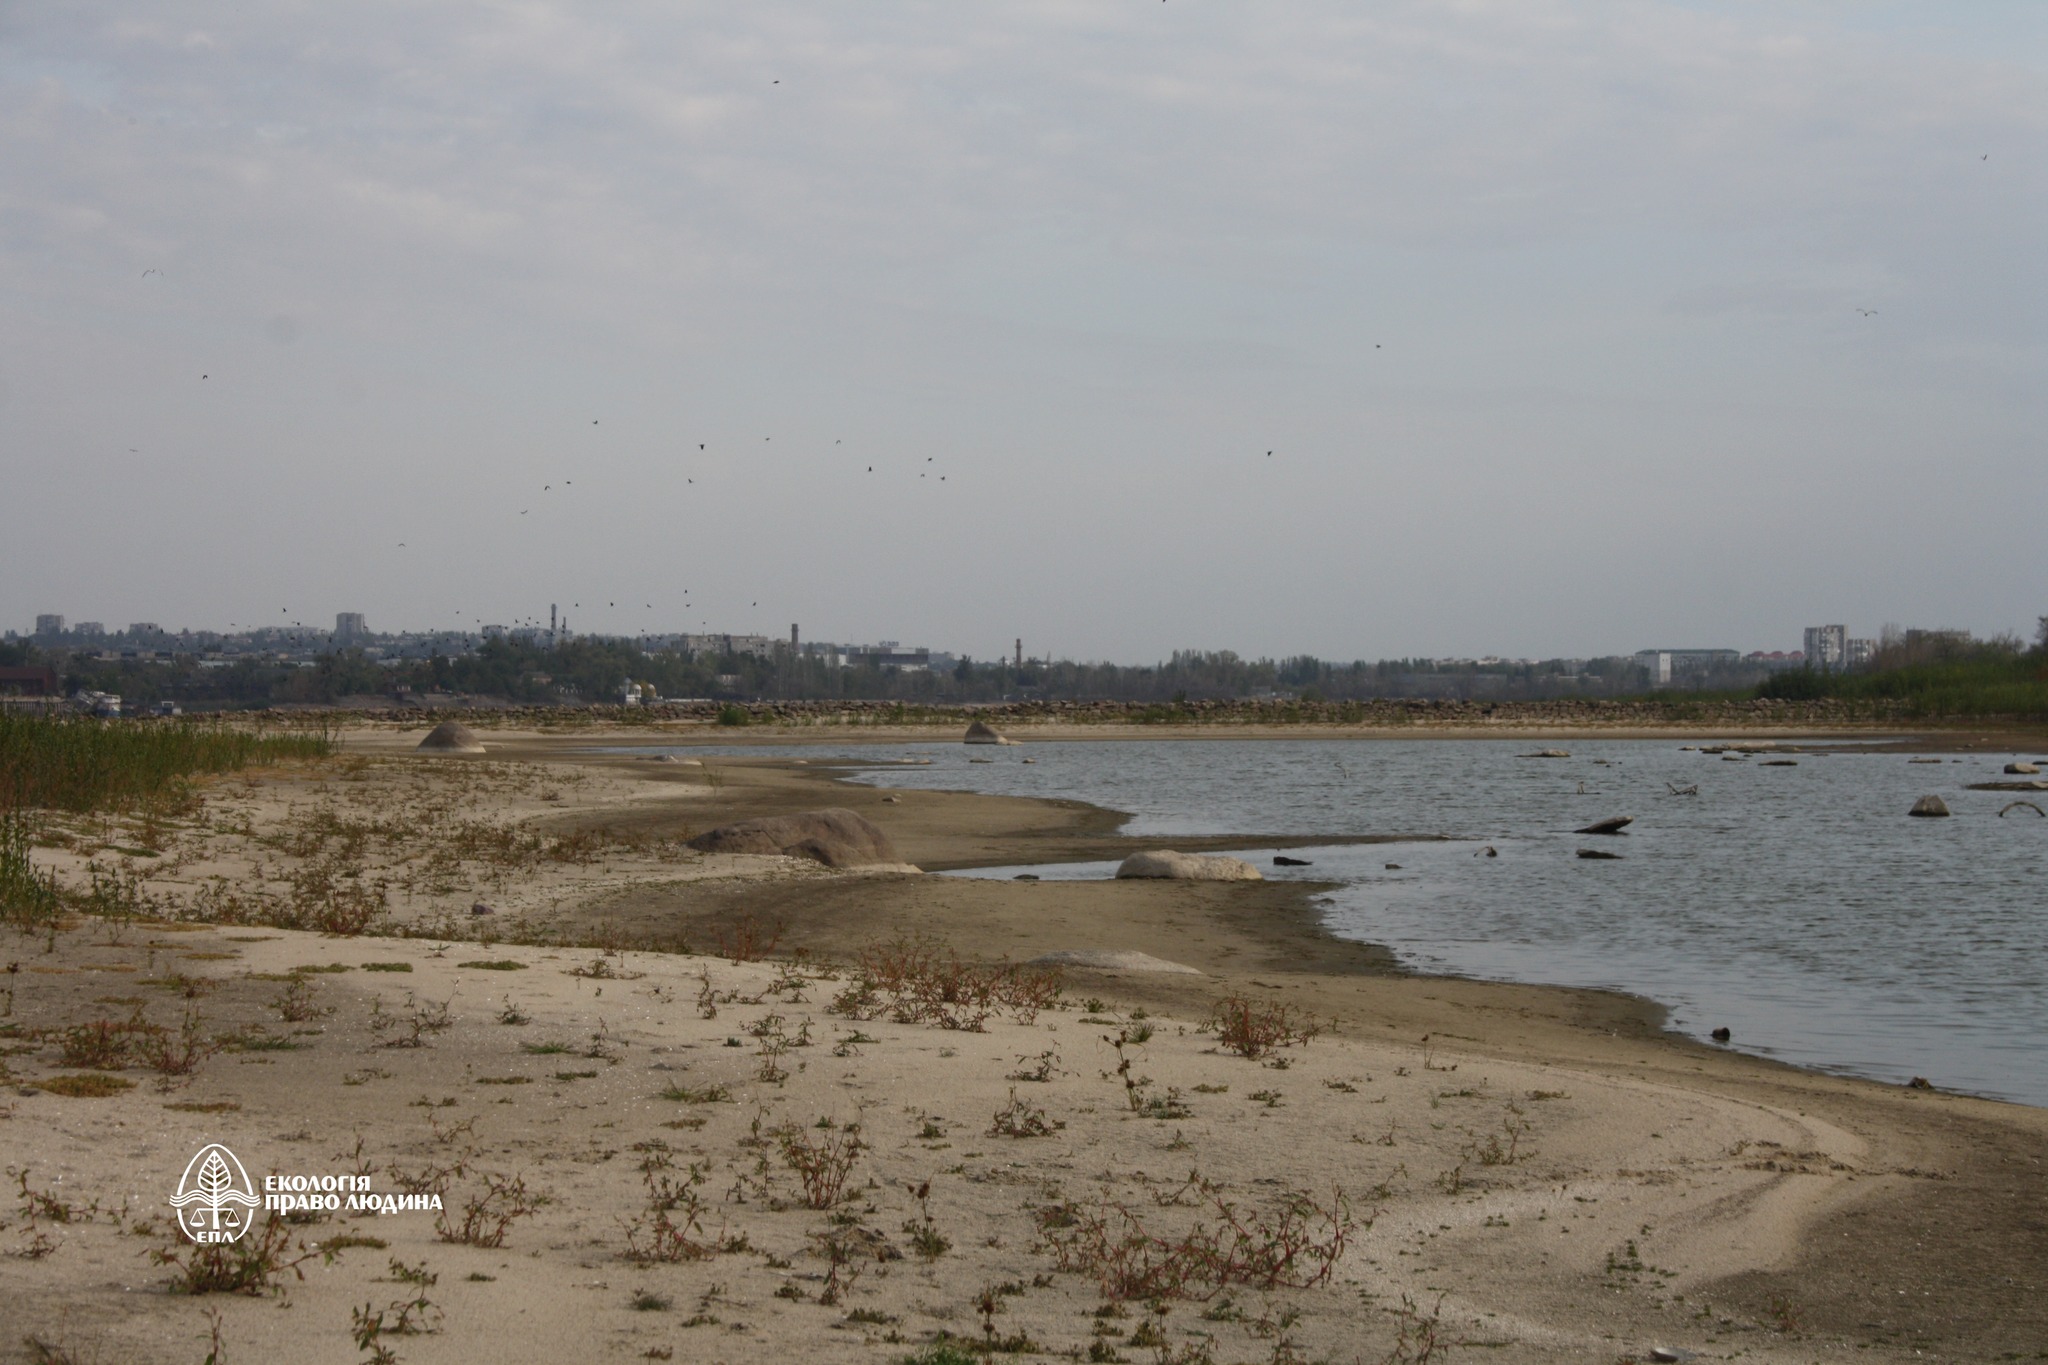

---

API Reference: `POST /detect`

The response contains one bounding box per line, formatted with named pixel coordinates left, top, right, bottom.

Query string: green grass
left=1758, top=650, right=2048, bottom=718
left=0, top=712, right=334, bottom=813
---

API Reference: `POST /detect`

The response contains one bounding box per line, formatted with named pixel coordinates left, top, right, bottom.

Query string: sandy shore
left=2, top=728, right=2042, bottom=1362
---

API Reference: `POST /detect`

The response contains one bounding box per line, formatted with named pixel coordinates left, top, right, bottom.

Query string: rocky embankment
left=296, top=694, right=1931, bottom=729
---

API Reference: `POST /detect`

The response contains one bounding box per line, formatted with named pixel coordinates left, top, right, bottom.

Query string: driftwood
left=1666, top=782, right=1699, bottom=797
left=1998, top=801, right=2046, bottom=818
left=1574, top=815, right=1633, bottom=836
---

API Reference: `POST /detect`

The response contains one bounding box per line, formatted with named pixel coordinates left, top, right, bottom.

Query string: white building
left=1803, top=625, right=1848, bottom=670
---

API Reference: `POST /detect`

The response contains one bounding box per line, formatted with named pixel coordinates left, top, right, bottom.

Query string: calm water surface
left=662, top=738, right=2048, bottom=1107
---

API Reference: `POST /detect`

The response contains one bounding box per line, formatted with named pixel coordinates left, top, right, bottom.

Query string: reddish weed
left=1206, top=995, right=1321, bottom=1060
left=831, top=935, right=1061, bottom=1031
left=1036, top=1182, right=1358, bottom=1302
left=777, top=1125, right=864, bottom=1209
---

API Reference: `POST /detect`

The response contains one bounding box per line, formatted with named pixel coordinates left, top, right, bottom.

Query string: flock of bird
left=140, top=147, right=1991, bottom=638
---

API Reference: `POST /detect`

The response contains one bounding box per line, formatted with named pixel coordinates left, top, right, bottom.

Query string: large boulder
left=416, top=721, right=485, bottom=754
left=1908, top=795, right=1951, bottom=818
left=1115, top=850, right=1262, bottom=881
left=687, top=808, right=903, bottom=868
left=964, top=720, right=1018, bottom=746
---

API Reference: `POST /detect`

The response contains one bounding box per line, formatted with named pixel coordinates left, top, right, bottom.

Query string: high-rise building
left=1803, top=624, right=1848, bottom=670
left=74, top=622, right=105, bottom=638
left=34, top=614, right=63, bottom=636
left=335, top=612, right=368, bottom=639
left=128, top=622, right=162, bottom=636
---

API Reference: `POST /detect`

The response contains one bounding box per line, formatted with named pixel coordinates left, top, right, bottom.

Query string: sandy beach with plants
left=2, top=724, right=2043, bottom=1363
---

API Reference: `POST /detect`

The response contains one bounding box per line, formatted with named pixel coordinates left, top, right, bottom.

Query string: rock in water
left=964, top=720, right=1018, bottom=746
left=1574, top=815, right=1634, bottom=836
left=416, top=721, right=485, bottom=754
left=2005, top=762, right=2040, bottom=775
left=688, top=808, right=905, bottom=868
left=1908, top=795, right=1951, bottom=818
left=1272, top=855, right=1313, bottom=867
left=1576, top=847, right=1622, bottom=860
left=1710, top=1027, right=1731, bottom=1043
left=1520, top=749, right=1571, bottom=758
left=1115, top=850, right=1262, bottom=881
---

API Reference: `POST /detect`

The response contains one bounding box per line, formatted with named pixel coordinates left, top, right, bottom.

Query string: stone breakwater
left=295, top=695, right=1935, bottom=729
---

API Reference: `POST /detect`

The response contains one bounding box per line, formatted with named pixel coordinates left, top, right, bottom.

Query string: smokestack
left=550, top=604, right=557, bottom=635
left=791, top=623, right=799, bottom=648
left=1015, top=638, right=1023, bottom=668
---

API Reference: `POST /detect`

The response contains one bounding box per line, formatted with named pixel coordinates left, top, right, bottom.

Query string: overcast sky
left=3, top=2, right=2043, bottom=662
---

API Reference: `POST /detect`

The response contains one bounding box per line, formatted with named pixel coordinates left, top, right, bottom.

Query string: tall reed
left=0, top=713, right=333, bottom=814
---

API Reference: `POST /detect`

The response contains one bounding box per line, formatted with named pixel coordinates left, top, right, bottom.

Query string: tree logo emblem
left=168, top=1143, right=260, bottom=1244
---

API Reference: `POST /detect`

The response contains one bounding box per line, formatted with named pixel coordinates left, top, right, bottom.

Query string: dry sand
left=1, top=728, right=2042, bottom=1363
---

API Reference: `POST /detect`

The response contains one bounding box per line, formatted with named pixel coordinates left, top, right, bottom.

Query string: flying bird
left=1857, top=308, right=1878, bottom=316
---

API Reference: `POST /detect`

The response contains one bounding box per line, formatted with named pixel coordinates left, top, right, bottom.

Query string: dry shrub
left=1206, top=994, right=1321, bottom=1059
left=714, top=911, right=783, bottom=964
left=831, top=935, right=1062, bottom=1031
left=777, top=1125, right=864, bottom=1209
left=988, top=1088, right=1061, bottom=1138
left=1036, top=1183, right=1358, bottom=1302
left=435, top=1171, right=545, bottom=1248
left=56, top=1017, right=134, bottom=1069
left=151, top=1216, right=314, bottom=1295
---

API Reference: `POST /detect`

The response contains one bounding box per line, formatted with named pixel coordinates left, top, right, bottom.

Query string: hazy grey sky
left=4, top=2, right=2043, bottom=661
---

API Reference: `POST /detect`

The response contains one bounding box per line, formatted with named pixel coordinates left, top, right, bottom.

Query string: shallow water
left=649, top=738, right=2048, bottom=1107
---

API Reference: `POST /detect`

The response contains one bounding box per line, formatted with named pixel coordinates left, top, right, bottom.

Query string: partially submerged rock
left=1272, top=855, right=1313, bottom=867
left=1576, top=847, right=1622, bottom=860
left=1908, top=795, right=1951, bottom=818
left=1027, top=949, right=1203, bottom=975
left=964, top=720, right=1019, bottom=746
left=1575, top=815, right=1634, bottom=836
left=687, top=807, right=908, bottom=869
left=2004, top=762, right=2039, bottom=775
left=1520, top=749, right=1571, bottom=759
left=1114, top=850, right=1262, bottom=881
left=416, top=721, right=485, bottom=754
